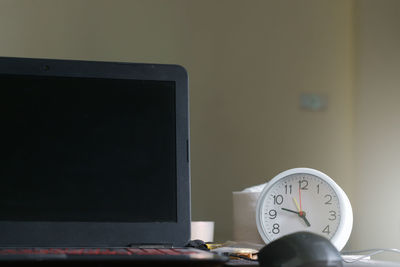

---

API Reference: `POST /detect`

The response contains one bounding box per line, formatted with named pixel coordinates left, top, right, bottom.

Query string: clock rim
left=255, top=167, right=353, bottom=251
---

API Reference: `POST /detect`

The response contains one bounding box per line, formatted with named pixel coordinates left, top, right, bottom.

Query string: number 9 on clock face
left=255, top=168, right=353, bottom=251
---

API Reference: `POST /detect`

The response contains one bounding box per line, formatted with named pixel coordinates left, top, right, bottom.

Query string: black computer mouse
left=258, top=232, right=343, bottom=267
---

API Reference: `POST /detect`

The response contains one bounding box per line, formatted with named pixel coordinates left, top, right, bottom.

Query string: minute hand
left=281, top=207, right=300, bottom=215
left=281, top=207, right=311, bottom=227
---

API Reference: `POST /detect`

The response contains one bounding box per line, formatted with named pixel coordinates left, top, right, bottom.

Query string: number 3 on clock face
left=256, top=168, right=353, bottom=251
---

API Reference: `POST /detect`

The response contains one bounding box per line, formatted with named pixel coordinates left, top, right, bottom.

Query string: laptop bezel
left=0, top=57, right=190, bottom=247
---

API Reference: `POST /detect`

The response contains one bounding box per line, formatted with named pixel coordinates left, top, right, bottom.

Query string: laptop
left=0, top=57, right=227, bottom=265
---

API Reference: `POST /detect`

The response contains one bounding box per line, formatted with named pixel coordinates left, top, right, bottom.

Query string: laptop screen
left=0, top=57, right=190, bottom=247
left=0, top=74, right=177, bottom=223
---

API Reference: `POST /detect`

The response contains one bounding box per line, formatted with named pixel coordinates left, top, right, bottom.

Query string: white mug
left=190, top=221, right=215, bottom=242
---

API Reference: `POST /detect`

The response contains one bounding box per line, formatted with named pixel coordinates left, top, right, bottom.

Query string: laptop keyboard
left=0, top=248, right=197, bottom=256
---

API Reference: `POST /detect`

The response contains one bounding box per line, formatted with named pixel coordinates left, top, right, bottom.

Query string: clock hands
left=281, top=207, right=311, bottom=227
left=284, top=192, right=311, bottom=227
left=293, top=195, right=302, bottom=215
left=299, top=210, right=311, bottom=227
left=281, top=207, right=300, bottom=215
left=296, top=185, right=311, bottom=227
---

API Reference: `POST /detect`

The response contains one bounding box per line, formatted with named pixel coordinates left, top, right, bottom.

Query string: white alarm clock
left=255, top=168, right=352, bottom=251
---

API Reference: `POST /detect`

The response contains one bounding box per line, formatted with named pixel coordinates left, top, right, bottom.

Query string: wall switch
left=300, top=93, right=327, bottom=111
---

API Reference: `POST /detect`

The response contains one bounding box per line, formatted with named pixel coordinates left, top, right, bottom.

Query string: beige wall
left=353, top=0, right=400, bottom=260
left=188, top=1, right=355, bottom=242
left=0, top=0, right=355, bottom=245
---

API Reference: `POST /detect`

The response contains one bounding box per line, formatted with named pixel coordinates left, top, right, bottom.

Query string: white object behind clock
left=256, top=168, right=353, bottom=251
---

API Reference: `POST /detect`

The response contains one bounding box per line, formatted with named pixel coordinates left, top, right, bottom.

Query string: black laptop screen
left=0, top=74, right=177, bottom=223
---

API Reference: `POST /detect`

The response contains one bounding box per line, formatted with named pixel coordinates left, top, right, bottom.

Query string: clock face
left=257, top=172, right=341, bottom=243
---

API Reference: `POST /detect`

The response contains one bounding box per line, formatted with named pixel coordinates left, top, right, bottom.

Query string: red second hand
left=299, top=184, right=303, bottom=216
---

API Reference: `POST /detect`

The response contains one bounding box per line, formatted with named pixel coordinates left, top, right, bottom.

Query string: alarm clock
left=255, top=168, right=352, bottom=251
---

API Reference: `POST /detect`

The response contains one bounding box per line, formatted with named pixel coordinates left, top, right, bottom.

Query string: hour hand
left=299, top=212, right=311, bottom=227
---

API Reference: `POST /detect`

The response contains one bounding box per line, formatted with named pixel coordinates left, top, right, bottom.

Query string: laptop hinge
left=126, top=244, right=173, bottom=248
